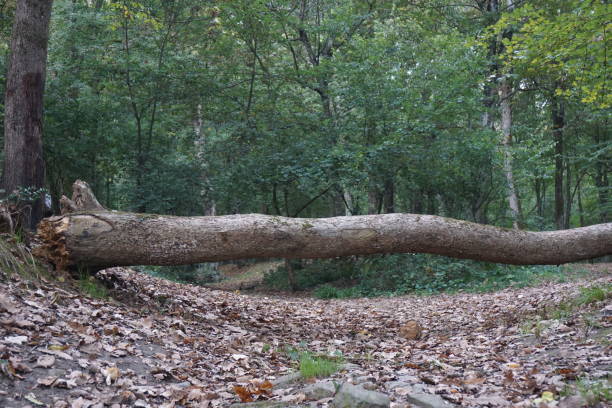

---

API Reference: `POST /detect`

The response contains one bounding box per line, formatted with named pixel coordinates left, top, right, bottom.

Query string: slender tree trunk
left=534, top=178, right=545, bottom=219
left=563, top=158, right=572, bottom=229
left=194, top=103, right=216, bottom=216
left=368, top=182, right=381, bottom=215
left=2, top=0, right=54, bottom=230
left=412, top=189, right=424, bottom=214
left=577, top=183, right=585, bottom=227
left=383, top=177, right=394, bottom=213
left=343, top=190, right=353, bottom=216
left=594, top=124, right=609, bottom=223
left=551, top=97, right=565, bottom=230
left=499, top=79, right=522, bottom=228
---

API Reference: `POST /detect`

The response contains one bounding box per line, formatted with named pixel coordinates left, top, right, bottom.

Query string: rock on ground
left=332, top=382, right=390, bottom=408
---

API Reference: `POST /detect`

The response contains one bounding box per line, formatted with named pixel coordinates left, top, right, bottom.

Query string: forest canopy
left=0, top=0, right=609, bottom=231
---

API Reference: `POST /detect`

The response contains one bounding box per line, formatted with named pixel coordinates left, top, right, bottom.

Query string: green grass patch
left=298, top=352, right=341, bottom=379
left=577, top=284, right=611, bottom=305
left=541, top=283, right=611, bottom=320
left=280, top=345, right=343, bottom=379
left=0, top=235, right=52, bottom=282
left=562, top=378, right=612, bottom=406
left=77, top=273, right=108, bottom=298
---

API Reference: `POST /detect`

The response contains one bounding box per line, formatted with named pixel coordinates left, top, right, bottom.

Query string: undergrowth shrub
left=265, top=254, right=576, bottom=298
left=140, top=263, right=221, bottom=285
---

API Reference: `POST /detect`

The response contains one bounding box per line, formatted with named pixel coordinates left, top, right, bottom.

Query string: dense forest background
left=0, top=0, right=609, bottom=292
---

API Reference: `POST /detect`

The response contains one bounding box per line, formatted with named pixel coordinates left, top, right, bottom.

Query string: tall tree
left=2, top=0, right=53, bottom=230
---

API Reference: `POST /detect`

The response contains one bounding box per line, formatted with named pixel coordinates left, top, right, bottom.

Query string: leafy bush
left=267, top=254, right=572, bottom=297
left=263, top=259, right=356, bottom=291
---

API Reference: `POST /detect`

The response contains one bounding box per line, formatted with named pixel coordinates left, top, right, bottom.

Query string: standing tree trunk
left=594, top=124, right=609, bottom=223
left=552, top=96, right=565, bottom=230
left=2, top=0, right=54, bottom=230
left=383, top=177, right=395, bottom=213
left=499, top=78, right=522, bottom=229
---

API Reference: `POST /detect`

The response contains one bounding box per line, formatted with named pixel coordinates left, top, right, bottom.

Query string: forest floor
left=0, top=249, right=610, bottom=407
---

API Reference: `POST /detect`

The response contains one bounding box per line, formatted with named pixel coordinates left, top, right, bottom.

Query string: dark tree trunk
left=2, top=0, right=54, bottom=230
left=551, top=97, right=565, bottom=230
left=383, top=177, right=394, bottom=213
left=564, top=158, right=572, bottom=229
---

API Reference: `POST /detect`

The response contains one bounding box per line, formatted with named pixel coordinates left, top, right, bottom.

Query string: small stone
left=340, top=363, right=361, bottom=371
left=353, top=376, right=372, bottom=384
left=360, top=382, right=378, bottom=391
left=272, top=371, right=302, bottom=387
left=228, top=401, right=300, bottom=408
left=385, top=381, right=410, bottom=391
left=402, top=385, right=457, bottom=408
left=332, top=382, right=390, bottom=408
left=303, top=380, right=337, bottom=400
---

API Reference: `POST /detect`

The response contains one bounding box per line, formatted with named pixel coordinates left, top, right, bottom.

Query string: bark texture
left=34, top=182, right=612, bottom=269
left=499, top=78, right=522, bottom=229
left=2, top=0, right=54, bottom=230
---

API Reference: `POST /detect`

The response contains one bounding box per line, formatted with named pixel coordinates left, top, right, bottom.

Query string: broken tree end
left=33, top=216, right=71, bottom=270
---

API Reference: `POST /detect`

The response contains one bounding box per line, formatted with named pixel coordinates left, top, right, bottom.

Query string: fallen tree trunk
left=34, top=181, right=612, bottom=269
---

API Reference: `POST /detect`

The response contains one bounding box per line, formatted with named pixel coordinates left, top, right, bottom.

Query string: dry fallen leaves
left=0, top=265, right=610, bottom=407
left=399, top=320, right=422, bottom=340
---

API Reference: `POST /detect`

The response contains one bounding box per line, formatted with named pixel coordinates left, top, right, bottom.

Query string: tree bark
left=552, top=96, right=565, bottom=230
left=34, top=181, right=612, bottom=270
left=2, top=0, right=54, bottom=230
left=499, top=78, right=522, bottom=229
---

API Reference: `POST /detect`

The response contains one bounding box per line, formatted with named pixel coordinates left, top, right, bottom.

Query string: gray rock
left=229, top=402, right=303, bottom=408
left=385, top=381, right=410, bottom=391
left=360, top=382, right=378, bottom=391
left=332, top=383, right=390, bottom=408
left=402, top=385, right=456, bottom=408
left=272, top=371, right=302, bottom=387
left=558, top=395, right=588, bottom=408
left=340, top=363, right=361, bottom=371
left=303, top=380, right=338, bottom=400
left=353, top=376, right=372, bottom=384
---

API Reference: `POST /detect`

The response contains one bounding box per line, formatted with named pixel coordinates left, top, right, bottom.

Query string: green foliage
left=489, top=0, right=610, bottom=108
left=1, top=0, right=609, bottom=300
left=264, top=259, right=356, bottom=291
left=139, top=263, right=220, bottom=286
left=577, top=284, right=611, bottom=306
left=313, top=285, right=362, bottom=300
left=77, top=273, right=108, bottom=299
left=271, top=254, right=568, bottom=298
left=562, top=378, right=612, bottom=406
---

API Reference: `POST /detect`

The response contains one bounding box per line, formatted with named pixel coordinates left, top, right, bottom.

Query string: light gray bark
left=34, top=182, right=612, bottom=269
left=499, top=78, right=522, bottom=229
left=34, top=211, right=612, bottom=269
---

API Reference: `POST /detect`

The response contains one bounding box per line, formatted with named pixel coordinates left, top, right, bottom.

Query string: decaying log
left=34, top=181, right=612, bottom=269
